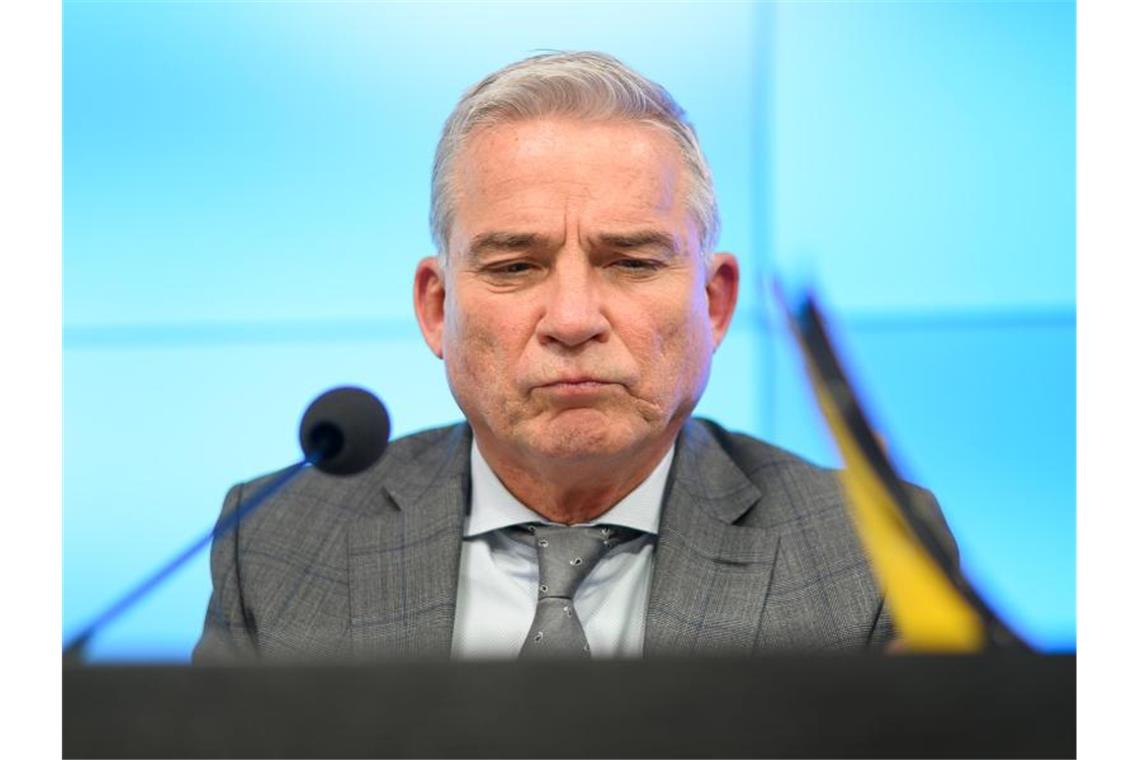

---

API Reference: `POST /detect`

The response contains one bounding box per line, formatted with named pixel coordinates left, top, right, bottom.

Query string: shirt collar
left=465, top=439, right=673, bottom=538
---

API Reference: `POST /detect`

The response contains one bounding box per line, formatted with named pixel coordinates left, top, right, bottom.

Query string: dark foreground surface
left=64, top=653, right=1075, bottom=758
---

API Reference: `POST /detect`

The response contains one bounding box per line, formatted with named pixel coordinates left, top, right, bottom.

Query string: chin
left=519, top=409, right=644, bottom=461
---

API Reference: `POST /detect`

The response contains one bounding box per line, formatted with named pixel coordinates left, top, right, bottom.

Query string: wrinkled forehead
left=448, top=118, right=696, bottom=250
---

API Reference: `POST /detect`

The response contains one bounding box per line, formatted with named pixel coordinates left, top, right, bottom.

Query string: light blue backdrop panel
left=64, top=0, right=1075, bottom=659
left=769, top=0, right=1075, bottom=312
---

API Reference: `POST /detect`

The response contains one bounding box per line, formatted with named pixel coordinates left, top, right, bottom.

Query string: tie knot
left=515, top=524, right=635, bottom=599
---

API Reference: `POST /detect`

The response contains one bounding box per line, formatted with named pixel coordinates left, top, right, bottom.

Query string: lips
left=538, top=377, right=614, bottom=387
left=532, top=377, right=624, bottom=399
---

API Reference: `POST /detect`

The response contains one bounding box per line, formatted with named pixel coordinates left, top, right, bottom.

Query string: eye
left=487, top=260, right=537, bottom=275
left=612, top=257, right=662, bottom=272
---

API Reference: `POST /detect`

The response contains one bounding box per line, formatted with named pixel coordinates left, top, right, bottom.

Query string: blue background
left=63, top=0, right=1075, bottom=659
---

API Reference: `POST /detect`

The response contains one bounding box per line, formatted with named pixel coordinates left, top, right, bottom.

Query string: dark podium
left=64, top=654, right=1074, bottom=758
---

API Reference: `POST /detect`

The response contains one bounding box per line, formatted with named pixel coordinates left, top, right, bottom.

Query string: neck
left=475, top=433, right=677, bottom=525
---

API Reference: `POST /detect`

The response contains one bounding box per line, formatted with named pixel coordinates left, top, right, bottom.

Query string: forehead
left=450, top=118, right=690, bottom=237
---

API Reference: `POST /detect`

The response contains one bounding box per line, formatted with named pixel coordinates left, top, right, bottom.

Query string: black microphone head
left=299, top=386, right=391, bottom=476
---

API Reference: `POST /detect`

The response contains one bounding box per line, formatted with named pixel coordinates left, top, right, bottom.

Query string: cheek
left=445, top=293, right=527, bottom=376
left=635, top=294, right=712, bottom=391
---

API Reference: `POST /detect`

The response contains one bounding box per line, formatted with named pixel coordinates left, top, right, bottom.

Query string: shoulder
left=679, top=417, right=848, bottom=525
left=687, top=417, right=837, bottom=484
left=387, top=422, right=470, bottom=457
left=232, top=422, right=471, bottom=528
left=681, top=417, right=951, bottom=554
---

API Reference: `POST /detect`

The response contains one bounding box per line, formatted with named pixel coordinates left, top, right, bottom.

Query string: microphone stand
left=63, top=386, right=389, bottom=663
left=63, top=454, right=320, bottom=664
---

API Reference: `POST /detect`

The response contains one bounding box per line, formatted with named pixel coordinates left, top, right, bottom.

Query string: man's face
left=415, top=118, right=738, bottom=470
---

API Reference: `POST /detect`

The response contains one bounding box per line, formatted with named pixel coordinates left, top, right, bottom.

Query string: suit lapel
left=348, top=425, right=470, bottom=658
left=645, top=421, right=781, bottom=657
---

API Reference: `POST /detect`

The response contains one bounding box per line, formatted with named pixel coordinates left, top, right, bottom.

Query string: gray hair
left=430, top=51, right=720, bottom=261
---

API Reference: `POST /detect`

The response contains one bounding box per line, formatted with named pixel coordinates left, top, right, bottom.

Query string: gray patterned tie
left=514, top=524, right=632, bottom=658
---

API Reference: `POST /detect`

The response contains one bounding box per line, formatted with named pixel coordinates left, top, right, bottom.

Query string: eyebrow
left=595, top=231, right=680, bottom=256
left=467, top=231, right=550, bottom=260
left=465, top=229, right=681, bottom=260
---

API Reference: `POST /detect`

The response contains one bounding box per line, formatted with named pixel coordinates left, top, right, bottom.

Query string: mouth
left=537, top=376, right=616, bottom=388
left=534, top=378, right=622, bottom=397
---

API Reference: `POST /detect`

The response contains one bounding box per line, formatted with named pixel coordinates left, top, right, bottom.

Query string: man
left=194, top=51, right=949, bottom=662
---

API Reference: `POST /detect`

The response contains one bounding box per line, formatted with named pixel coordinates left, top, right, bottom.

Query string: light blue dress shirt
left=450, top=441, right=674, bottom=659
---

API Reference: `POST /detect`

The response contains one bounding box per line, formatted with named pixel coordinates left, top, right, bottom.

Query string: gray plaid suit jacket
left=193, top=417, right=951, bottom=662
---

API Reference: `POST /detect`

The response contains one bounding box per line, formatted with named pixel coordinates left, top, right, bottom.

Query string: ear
left=413, top=256, right=446, bottom=359
left=705, top=253, right=740, bottom=349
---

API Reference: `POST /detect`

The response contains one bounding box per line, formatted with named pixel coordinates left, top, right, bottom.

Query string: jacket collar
left=644, top=419, right=781, bottom=656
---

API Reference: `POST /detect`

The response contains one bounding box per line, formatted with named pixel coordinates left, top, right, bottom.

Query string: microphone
left=301, top=386, right=391, bottom=475
left=63, top=386, right=391, bottom=662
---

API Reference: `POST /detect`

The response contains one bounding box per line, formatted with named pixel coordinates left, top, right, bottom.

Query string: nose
left=535, top=255, right=610, bottom=349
